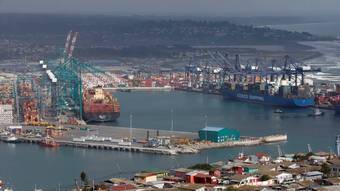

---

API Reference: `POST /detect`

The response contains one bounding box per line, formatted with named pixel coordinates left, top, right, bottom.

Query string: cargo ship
left=82, top=87, right=120, bottom=122
left=221, top=80, right=314, bottom=107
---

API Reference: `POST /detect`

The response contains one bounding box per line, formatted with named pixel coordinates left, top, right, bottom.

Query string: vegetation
left=80, top=171, right=89, bottom=186
left=293, top=152, right=314, bottom=161
left=226, top=186, right=239, bottom=191
left=321, top=163, right=331, bottom=176
left=0, top=14, right=329, bottom=60
left=259, top=174, right=271, bottom=181
left=189, top=163, right=215, bottom=171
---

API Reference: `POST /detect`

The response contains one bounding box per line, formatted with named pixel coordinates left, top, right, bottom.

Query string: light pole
left=204, top=115, right=208, bottom=141
left=171, top=109, right=174, bottom=134
left=129, top=114, right=133, bottom=141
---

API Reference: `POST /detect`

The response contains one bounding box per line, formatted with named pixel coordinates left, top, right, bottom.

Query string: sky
left=0, top=0, right=340, bottom=17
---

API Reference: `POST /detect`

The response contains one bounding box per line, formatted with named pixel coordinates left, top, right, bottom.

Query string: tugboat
left=40, top=136, right=59, bottom=148
left=308, top=108, right=324, bottom=117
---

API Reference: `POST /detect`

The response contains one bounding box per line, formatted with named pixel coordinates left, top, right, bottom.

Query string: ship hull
left=40, top=142, right=59, bottom=147
left=335, top=105, right=340, bottom=114
left=82, top=111, right=120, bottom=122
left=221, top=88, right=314, bottom=107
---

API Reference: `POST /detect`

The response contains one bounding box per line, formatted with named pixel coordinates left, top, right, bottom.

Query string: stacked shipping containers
left=0, top=104, right=13, bottom=124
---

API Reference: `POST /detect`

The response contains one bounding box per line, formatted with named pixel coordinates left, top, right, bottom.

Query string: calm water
left=266, top=22, right=340, bottom=37
left=1, top=91, right=339, bottom=191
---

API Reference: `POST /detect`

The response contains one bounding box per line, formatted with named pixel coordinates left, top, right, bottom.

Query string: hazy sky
left=1, top=0, right=340, bottom=17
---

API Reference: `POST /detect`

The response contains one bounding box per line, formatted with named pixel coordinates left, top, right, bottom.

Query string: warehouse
left=198, top=126, right=240, bottom=143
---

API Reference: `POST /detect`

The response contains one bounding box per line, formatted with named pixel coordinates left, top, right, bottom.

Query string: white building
left=275, top=172, right=293, bottom=184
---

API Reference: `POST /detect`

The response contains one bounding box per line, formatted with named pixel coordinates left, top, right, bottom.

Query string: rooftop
left=328, top=158, right=340, bottom=166
left=200, top=126, right=224, bottom=132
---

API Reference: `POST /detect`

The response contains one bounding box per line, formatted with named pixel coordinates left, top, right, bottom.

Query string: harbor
left=0, top=22, right=339, bottom=191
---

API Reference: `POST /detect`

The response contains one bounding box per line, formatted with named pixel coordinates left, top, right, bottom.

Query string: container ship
left=221, top=78, right=314, bottom=107
left=82, top=87, right=120, bottom=122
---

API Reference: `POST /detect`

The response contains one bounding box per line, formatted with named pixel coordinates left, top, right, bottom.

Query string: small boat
left=0, top=180, right=14, bottom=191
left=274, top=109, right=283, bottom=113
left=40, top=136, right=59, bottom=148
left=308, top=108, right=324, bottom=117
left=3, top=134, right=19, bottom=143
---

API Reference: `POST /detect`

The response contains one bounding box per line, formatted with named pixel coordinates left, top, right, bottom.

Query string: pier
left=103, top=86, right=173, bottom=91
left=1, top=125, right=287, bottom=155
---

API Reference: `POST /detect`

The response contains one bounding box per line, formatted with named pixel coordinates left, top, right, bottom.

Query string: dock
left=1, top=125, right=287, bottom=155
left=103, top=86, right=173, bottom=91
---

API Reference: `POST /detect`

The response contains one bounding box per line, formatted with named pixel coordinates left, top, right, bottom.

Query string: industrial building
left=198, top=126, right=240, bottom=143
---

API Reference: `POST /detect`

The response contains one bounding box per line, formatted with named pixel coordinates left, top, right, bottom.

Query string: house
left=231, top=165, right=244, bottom=174
left=275, top=172, right=293, bottom=184
left=323, top=177, right=340, bottom=185
left=177, top=184, right=206, bottom=191
left=146, top=181, right=174, bottom=189
left=229, top=174, right=259, bottom=187
left=315, top=185, right=340, bottom=191
left=111, top=184, right=136, bottom=191
left=185, top=171, right=209, bottom=184
left=309, top=155, right=327, bottom=164
left=314, top=151, right=335, bottom=159
left=193, top=173, right=218, bottom=184
left=244, top=155, right=259, bottom=164
left=134, top=173, right=157, bottom=183
left=328, top=158, right=340, bottom=176
left=209, top=169, right=221, bottom=178
left=288, top=163, right=300, bottom=169
left=171, top=168, right=193, bottom=180
left=163, top=176, right=184, bottom=183
left=243, top=165, right=258, bottom=174
left=302, top=171, right=323, bottom=181
left=256, top=152, right=271, bottom=163
left=204, top=184, right=226, bottom=191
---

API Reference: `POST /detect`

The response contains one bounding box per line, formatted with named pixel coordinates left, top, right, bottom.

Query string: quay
left=103, top=86, right=173, bottom=91
left=1, top=125, right=287, bottom=155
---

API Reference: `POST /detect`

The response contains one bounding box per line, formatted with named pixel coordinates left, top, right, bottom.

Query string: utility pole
left=129, top=114, right=133, bottom=141
left=171, top=109, right=174, bottom=134
left=307, top=144, right=312, bottom=153
left=204, top=115, right=208, bottom=141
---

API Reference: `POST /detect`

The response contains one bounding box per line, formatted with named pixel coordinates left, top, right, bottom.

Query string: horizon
left=1, top=0, right=340, bottom=18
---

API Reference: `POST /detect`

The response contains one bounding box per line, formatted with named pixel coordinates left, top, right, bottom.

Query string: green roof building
left=198, top=126, right=240, bottom=143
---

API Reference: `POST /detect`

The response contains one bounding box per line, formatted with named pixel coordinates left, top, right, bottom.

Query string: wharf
left=174, top=87, right=221, bottom=95
left=62, top=124, right=198, bottom=140
left=103, top=86, right=173, bottom=91
left=1, top=125, right=287, bottom=155
left=19, top=137, right=178, bottom=155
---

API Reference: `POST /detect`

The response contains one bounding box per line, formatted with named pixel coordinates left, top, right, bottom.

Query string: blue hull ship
left=221, top=88, right=314, bottom=107
left=335, top=105, right=340, bottom=113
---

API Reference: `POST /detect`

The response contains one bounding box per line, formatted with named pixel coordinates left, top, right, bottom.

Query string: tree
left=321, top=163, right=331, bottom=176
left=80, top=171, right=89, bottom=186
left=260, top=174, right=271, bottom=181
left=188, top=163, right=214, bottom=171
